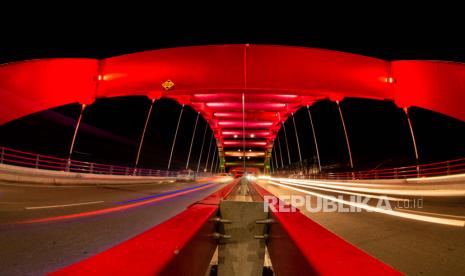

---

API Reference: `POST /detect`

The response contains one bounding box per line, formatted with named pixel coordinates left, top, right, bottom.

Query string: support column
left=307, top=106, right=322, bottom=172
left=242, top=93, right=246, bottom=172
left=215, top=155, right=220, bottom=173
left=273, top=143, right=279, bottom=171
left=282, top=122, right=291, bottom=166
left=210, top=146, right=217, bottom=173
left=186, top=112, right=200, bottom=170
left=271, top=145, right=275, bottom=173
left=68, top=103, right=87, bottom=169
left=336, top=101, right=354, bottom=170
left=403, top=107, right=420, bottom=175
left=167, top=104, right=184, bottom=170
left=196, top=123, right=209, bottom=172
left=204, top=133, right=214, bottom=171
left=277, top=135, right=284, bottom=168
left=291, top=113, right=302, bottom=162
left=135, top=98, right=156, bottom=169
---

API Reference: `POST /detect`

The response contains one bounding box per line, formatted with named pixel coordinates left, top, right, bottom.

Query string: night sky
left=1, top=13, right=465, bottom=171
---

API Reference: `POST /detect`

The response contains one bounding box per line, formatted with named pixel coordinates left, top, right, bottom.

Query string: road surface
left=0, top=178, right=230, bottom=276
left=257, top=177, right=465, bottom=276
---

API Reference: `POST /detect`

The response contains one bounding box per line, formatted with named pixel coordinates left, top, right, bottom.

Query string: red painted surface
left=392, top=60, right=465, bottom=123
left=196, top=178, right=238, bottom=205
left=49, top=181, right=238, bottom=275
left=252, top=183, right=402, bottom=276
left=49, top=204, right=218, bottom=276
left=0, top=59, right=98, bottom=124
left=2, top=45, right=465, bottom=169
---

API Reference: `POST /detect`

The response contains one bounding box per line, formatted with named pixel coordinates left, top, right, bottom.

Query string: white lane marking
left=25, top=201, right=104, bottom=210
left=394, top=208, right=465, bottom=220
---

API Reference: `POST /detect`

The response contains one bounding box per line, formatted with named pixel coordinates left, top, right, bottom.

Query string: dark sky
left=1, top=12, right=465, bottom=171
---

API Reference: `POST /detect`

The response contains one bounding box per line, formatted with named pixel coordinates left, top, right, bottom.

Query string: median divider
left=49, top=178, right=400, bottom=275
left=251, top=182, right=402, bottom=276
left=49, top=179, right=239, bottom=276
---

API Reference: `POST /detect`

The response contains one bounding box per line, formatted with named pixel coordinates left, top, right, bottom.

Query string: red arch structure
left=1, top=45, right=465, bottom=170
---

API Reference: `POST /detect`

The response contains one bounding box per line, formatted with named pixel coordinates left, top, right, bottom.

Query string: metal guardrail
left=0, top=146, right=198, bottom=177
left=275, top=157, right=465, bottom=180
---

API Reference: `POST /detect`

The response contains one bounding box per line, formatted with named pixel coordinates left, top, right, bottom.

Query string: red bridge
left=1, top=45, right=465, bottom=275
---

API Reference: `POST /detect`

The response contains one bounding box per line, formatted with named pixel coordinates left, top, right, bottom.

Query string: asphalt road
left=257, top=178, right=465, bottom=276
left=0, top=179, right=229, bottom=276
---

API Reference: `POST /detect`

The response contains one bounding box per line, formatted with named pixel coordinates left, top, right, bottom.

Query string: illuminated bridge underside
left=2, top=45, right=465, bottom=169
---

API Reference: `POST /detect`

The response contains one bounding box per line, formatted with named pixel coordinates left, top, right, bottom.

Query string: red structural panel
left=49, top=181, right=238, bottom=275
left=2, top=45, right=465, bottom=168
left=252, top=183, right=402, bottom=276
left=391, top=60, right=465, bottom=123
left=0, top=59, right=98, bottom=124
left=49, top=204, right=218, bottom=276
left=246, top=45, right=390, bottom=101
left=98, top=45, right=245, bottom=98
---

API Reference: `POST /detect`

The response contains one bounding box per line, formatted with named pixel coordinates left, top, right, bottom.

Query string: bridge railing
left=0, top=146, right=184, bottom=177
left=275, top=157, right=465, bottom=180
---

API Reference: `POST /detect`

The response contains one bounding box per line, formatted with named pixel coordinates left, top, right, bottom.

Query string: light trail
left=18, top=183, right=218, bottom=224
left=266, top=180, right=465, bottom=227
left=26, top=201, right=104, bottom=210
left=264, top=177, right=465, bottom=197
left=406, top=173, right=465, bottom=182
left=266, top=180, right=408, bottom=202
left=394, top=208, right=465, bottom=220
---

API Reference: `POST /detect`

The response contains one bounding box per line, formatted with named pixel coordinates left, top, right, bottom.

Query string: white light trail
left=26, top=201, right=104, bottom=210
left=271, top=177, right=465, bottom=197
left=267, top=181, right=465, bottom=227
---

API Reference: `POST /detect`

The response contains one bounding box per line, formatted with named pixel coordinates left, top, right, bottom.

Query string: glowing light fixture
left=386, top=77, right=395, bottom=83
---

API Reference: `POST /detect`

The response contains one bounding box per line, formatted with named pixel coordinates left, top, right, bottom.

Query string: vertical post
left=291, top=113, right=303, bottom=162
left=35, top=154, right=40, bottom=169
left=204, top=133, right=214, bottom=172
left=242, top=93, right=246, bottom=172
left=277, top=135, right=284, bottom=168
left=336, top=101, right=354, bottom=170
left=196, top=123, right=209, bottom=172
left=186, top=112, right=200, bottom=170
left=68, top=103, right=87, bottom=160
left=210, top=146, right=217, bottom=173
left=269, top=155, right=273, bottom=174
left=215, top=155, right=220, bottom=173
left=282, top=122, right=291, bottom=166
left=0, top=147, right=4, bottom=164
left=403, top=107, right=420, bottom=176
left=307, top=106, right=322, bottom=173
left=273, top=145, right=279, bottom=172
left=135, top=98, right=156, bottom=169
left=168, top=105, right=184, bottom=170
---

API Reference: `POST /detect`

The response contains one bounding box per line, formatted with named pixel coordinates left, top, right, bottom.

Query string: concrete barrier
left=0, top=163, right=177, bottom=186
